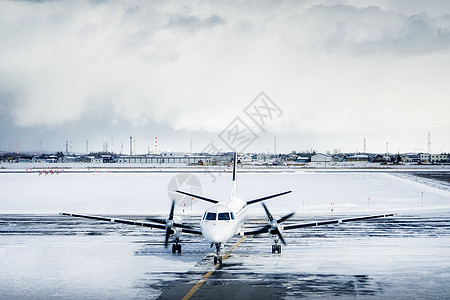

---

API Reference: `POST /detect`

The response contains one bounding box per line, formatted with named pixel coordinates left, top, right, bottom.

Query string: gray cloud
left=167, top=13, right=225, bottom=31
left=0, top=0, right=449, bottom=153
left=295, top=4, right=450, bottom=56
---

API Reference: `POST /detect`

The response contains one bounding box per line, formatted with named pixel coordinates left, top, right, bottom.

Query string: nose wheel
left=213, top=256, right=223, bottom=265
left=172, top=238, right=182, bottom=254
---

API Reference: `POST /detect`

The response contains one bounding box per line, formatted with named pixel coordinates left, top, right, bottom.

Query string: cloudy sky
left=1, top=0, right=449, bottom=154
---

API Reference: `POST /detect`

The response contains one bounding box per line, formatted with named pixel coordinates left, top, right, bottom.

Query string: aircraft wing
left=283, top=213, right=396, bottom=230
left=244, top=213, right=395, bottom=235
left=59, top=212, right=203, bottom=235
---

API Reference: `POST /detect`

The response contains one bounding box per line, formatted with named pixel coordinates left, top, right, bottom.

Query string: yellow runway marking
left=182, top=236, right=247, bottom=300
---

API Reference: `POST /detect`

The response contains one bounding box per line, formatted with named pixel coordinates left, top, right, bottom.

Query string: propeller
left=145, top=200, right=193, bottom=248
left=164, top=201, right=176, bottom=247
left=261, top=202, right=294, bottom=245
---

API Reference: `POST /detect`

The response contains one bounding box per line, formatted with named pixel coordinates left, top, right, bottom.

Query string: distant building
left=311, top=153, right=333, bottom=163
left=347, top=154, right=369, bottom=162
left=419, top=153, right=431, bottom=163
left=116, top=154, right=216, bottom=165
left=297, top=156, right=310, bottom=163
left=401, top=153, right=420, bottom=163
left=430, top=153, right=448, bottom=163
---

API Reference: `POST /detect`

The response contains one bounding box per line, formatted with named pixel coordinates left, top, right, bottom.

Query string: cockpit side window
left=203, top=212, right=207, bottom=220
left=230, top=212, right=235, bottom=220
left=218, top=212, right=230, bottom=221
left=206, top=212, right=217, bottom=221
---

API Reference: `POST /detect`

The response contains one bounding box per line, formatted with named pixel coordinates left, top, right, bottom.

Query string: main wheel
left=172, top=244, right=176, bottom=253
left=277, top=245, right=282, bottom=253
left=214, top=257, right=218, bottom=264
left=177, top=244, right=182, bottom=253
left=272, top=245, right=276, bottom=253
left=218, top=257, right=223, bottom=265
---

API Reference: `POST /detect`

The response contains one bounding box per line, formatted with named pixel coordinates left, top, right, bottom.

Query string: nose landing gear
left=213, top=243, right=223, bottom=265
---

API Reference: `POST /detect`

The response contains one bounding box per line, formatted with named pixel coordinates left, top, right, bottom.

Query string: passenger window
left=206, top=212, right=217, bottom=220
left=218, top=212, right=230, bottom=221
left=230, top=212, right=235, bottom=220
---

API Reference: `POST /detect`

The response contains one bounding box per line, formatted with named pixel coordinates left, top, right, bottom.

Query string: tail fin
left=231, top=152, right=237, bottom=198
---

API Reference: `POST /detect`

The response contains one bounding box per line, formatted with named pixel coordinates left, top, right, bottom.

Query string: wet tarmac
left=1, top=213, right=450, bottom=299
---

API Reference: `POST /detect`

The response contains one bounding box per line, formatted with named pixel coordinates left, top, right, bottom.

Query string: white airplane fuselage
left=200, top=196, right=248, bottom=244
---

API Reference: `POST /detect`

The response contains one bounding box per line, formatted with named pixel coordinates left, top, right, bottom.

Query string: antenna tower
left=129, top=136, right=132, bottom=155
left=274, top=137, right=277, bottom=155
left=427, top=132, right=431, bottom=153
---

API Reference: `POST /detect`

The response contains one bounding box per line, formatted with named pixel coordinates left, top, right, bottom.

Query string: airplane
left=61, top=152, right=395, bottom=265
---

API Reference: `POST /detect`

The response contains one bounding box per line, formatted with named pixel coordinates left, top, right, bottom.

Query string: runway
left=1, top=213, right=450, bottom=299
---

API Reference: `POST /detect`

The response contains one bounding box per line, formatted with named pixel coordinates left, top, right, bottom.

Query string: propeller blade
left=276, top=229, right=287, bottom=246
left=277, top=212, right=295, bottom=224
left=164, top=228, right=170, bottom=248
left=262, top=202, right=274, bottom=221
left=248, top=225, right=271, bottom=235
left=172, top=223, right=195, bottom=229
left=168, top=200, right=175, bottom=220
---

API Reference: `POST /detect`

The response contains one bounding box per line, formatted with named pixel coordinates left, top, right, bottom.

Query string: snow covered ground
left=1, top=169, right=449, bottom=215
left=1, top=170, right=449, bottom=299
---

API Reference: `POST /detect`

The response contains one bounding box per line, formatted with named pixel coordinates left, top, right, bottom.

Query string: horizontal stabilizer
left=175, top=190, right=219, bottom=204
left=246, top=190, right=292, bottom=205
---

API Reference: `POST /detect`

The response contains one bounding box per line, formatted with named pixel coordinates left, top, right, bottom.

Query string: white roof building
left=311, top=153, right=333, bottom=163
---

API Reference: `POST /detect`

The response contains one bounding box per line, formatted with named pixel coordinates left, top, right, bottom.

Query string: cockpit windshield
left=218, top=212, right=230, bottom=221
left=205, top=212, right=217, bottom=220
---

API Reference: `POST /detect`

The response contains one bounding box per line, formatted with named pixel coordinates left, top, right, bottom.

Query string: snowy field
left=1, top=170, right=450, bottom=299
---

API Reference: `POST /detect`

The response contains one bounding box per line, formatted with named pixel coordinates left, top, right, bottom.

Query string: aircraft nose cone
left=202, top=222, right=235, bottom=244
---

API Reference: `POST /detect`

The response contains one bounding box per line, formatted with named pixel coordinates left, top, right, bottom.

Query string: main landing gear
left=213, top=243, right=223, bottom=265
left=172, top=238, right=182, bottom=254
left=271, top=236, right=282, bottom=254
